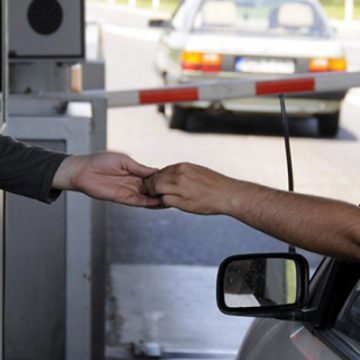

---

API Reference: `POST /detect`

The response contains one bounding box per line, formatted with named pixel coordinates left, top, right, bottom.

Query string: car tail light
left=329, top=58, right=347, bottom=71
left=181, top=52, right=202, bottom=71
left=309, top=57, right=347, bottom=72
left=181, top=51, right=222, bottom=72
left=201, top=53, right=222, bottom=72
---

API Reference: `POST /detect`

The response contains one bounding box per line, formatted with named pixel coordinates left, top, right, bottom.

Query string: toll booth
left=5, top=95, right=107, bottom=360
left=2, top=1, right=108, bottom=359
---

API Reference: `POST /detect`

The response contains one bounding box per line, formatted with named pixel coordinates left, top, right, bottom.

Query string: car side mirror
left=148, top=18, right=171, bottom=28
left=217, top=253, right=309, bottom=318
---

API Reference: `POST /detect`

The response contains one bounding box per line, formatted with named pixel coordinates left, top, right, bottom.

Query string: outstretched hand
left=144, top=163, right=236, bottom=215
left=52, top=152, right=162, bottom=207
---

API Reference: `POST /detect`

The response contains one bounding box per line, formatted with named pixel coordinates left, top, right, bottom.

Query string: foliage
left=320, top=0, right=360, bottom=19
left=115, top=0, right=180, bottom=13
left=95, top=0, right=360, bottom=19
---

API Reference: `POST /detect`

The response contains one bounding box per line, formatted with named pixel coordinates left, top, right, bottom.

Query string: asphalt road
left=88, top=3, right=360, bottom=269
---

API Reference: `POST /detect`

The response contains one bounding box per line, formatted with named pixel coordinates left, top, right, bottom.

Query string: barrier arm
left=30, top=71, right=360, bottom=108
left=106, top=71, right=360, bottom=108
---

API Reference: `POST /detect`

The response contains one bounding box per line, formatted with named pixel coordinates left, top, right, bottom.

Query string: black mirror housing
left=148, top=18, right=170, bottom=28
left=217, top=253, right=309, bottom=319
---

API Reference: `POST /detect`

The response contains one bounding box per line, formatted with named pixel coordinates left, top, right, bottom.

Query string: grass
left=113, top=0, right=179, bottom=13
left=322, top=3, right=360, bottom=20
left=93, top=0, right=360, bottom=19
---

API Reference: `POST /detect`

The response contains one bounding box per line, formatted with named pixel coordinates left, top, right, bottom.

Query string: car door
left=317, top=277, right=360, bottom=359
left=237, top=258, right=360, bottom=360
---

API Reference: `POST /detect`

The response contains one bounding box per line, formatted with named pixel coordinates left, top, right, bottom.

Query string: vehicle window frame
left=170, top=0, right=203, bottom=32
left=326, top=279, right=360, bottom=358
left=305, top=260, right=360, bottom=360
left=315, top=328, right=360, bottom=360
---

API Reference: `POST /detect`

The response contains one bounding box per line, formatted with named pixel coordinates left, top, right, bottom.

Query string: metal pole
left=345, top=0, right=354, bottom=22
left=152, top=0, right=160, bottom=10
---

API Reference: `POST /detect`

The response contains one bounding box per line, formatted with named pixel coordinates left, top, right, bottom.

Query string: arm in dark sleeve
left=0, top=135, right=69, bottom=203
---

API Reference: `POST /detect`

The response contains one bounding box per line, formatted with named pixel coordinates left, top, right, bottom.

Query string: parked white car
left=151, top=0, right=347, bottom=136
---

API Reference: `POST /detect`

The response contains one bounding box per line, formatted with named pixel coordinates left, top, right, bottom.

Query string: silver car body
left=238, top=318, right=342, bottom=359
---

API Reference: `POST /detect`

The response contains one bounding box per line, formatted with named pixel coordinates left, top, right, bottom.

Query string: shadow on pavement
left=107, top=205, right=323, bottom=270
left=180, top=110, right=357, bottom=141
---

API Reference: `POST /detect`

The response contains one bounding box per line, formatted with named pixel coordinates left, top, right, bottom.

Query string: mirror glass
left=223, top=258, right=298, bottom=308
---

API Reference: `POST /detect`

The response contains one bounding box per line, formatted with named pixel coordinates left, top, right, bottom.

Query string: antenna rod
left=279, top=94, right=296, bottom=253
left=279, top=94, right=294, bottom=192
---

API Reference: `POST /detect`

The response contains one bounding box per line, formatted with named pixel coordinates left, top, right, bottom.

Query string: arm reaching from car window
left=144, top=163, right=360, bottom=260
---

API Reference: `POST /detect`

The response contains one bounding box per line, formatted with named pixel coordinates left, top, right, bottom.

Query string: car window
left=192, top=0, right=329, bottom=38
left=172, top=0, right=199, bottom=31
left=333, top=279, right=360, bottom=355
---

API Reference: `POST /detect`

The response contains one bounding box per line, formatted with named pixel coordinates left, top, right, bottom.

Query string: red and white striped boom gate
left=107, top=71, right=360, bottom=108
left=33, top=71, right=360, bottom=107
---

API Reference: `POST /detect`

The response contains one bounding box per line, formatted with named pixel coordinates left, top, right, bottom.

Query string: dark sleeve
left=0, top=135, right=69, bottom=203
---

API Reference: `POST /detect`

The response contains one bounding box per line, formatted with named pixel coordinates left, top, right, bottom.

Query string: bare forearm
left=144, top=163, right=360, bottom=259
left=224, top=180, right=360, bottom=259
left=52, top=155, right=87, bottom=191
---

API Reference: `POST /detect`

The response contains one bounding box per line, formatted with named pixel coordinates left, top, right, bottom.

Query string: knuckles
left=174, top=162, right=193, bottom=175
left=175, top=173, right=188, bottom=187
left=144, top=177, right=159, bottom=195
left=146, top=162, right=200, bottom=195
left=153, top=181, right=163, bottom=194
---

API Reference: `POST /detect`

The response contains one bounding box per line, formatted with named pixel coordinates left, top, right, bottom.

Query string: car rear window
left=192, top=0, right=329, bottom=38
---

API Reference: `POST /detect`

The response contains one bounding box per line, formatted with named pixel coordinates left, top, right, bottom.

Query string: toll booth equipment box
left=9, top=0, right=84, bottom=60
left=4, top=95, right=107, bottom=360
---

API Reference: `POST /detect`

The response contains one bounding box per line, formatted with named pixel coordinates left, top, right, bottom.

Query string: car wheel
left=169, top=106, right=188, bottom=130
left=317, top=112, right=339, bottom=137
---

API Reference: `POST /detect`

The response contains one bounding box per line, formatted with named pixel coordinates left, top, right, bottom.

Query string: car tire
left=169, top=106, right=188, bottom=130
left=317, top=112, right=339, bottom=137
left=157, top=104, right=166, bottom=114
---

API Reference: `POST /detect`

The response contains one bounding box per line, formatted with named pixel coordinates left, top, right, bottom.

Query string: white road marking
left=344, top=88, right=360, bottom=106
left=104, top=24, right=161, bottom=42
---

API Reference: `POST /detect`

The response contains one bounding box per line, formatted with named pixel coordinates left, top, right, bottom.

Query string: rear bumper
left=177, top=96, right=342, bottom=116
left=166, top=75, right=345, bottom=115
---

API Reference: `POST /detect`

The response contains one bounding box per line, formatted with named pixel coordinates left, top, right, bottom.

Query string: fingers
left=162, top=195, right=182, bottom=209
left=123, top=156, right=158, bottom=178
left=111, top=191, right=162, bottom=208
left=143, top=163, right=192, bottom=196
left=133, top=195, right=163, bottom=208
left=143, top=173, right=179, bottom=197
